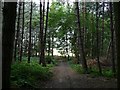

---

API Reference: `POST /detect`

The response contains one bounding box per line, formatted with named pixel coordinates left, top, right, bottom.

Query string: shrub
left=45, top=56, right=58, bottom=65
left=10, top=61, right=53, bottom=88
left=69, top=61, right=116, bottom=78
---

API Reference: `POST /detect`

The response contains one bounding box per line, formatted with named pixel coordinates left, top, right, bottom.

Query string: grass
left=68, top=60, right=116, bottom=78
left=10, top=57, right=56, bottom=88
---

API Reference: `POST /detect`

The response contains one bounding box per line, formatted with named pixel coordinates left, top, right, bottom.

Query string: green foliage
left=90, top=68, right=115, bottom=78
left=10, top=61, right=53, bottom=88
left=45, top=56, right=58, bottom=66
left=68, top=61, right=83, bottom=74
left=69, top=61, right=115, bottom=78
left=45, top=56, right=53, bottom=64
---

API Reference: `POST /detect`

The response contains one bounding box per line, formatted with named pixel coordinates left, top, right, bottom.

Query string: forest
left=1, top=0, right=120, bottom=89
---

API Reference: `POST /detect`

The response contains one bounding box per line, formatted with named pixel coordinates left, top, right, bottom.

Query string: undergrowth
left=10, top=58, right=55, bottom=88
left=68, top=61, right=116, bottom=78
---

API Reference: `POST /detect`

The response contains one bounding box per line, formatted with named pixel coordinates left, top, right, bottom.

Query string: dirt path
left=44, top=61, right=117, bottom=88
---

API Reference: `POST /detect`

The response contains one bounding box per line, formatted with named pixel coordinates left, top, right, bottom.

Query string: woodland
left=1, top=0, right=120, bottom=89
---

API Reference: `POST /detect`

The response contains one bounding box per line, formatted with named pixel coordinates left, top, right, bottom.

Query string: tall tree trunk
left=83, top=1, right=86, bottom=54
left=19, top=2, right=25, bottom=62
left=39, top=0, right=42, bottom=64
left=101, top=2, right=104, bottom=56
left=91, top=9, right=94, bottom=59
left=51, top=34, right=54, bottom=57
left=48, top=34, right=51, bottom=56
left=75, top=1, right=88, bottom=73
left=2, top=2, right=17, bottom=88
left=76, top=32, right=80, bottom=63
left=96, top=2, right=102, bottom=74
left=113, top=2, right=120, bottom=88
left=43, top=0, right=49, bottom=65
left=28, top=1, right=33, bottom=63
left=14, top=1, right=22, bottom=61
left=40, top=1, right=46, bottom=66
left=109, top=2, right=116, bottom=75
left=0, top=1, right=2, bottom=89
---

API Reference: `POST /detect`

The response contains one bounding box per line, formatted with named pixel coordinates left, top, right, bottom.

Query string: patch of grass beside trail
left=10, top=59, right=54, bottom=88
left=68, top=61, right=116, bottom=78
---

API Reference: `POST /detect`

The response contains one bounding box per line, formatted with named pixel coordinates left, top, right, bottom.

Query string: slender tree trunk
left=91, top=10, right=94, bottom=59
left=43, top=0, right=49, bottom=65
left=113, top=2, right=120, bottom=88
left=83, top=2, right=86, bottom=54
left=48, top=34, right=51, bottom=56
left=96, top=2, right=102, bottom=74
left=75, top=1, right=88, bottom=73
left=106, top=40, right=111, bottom=61
left=101, top=2, right=104, bottom=56
left=109, top=2, right=116, bottom=75
left=2, top=2, right=17, bottom=88
left=28, top=1, right=33, bottom=63
left=0, top=1, right=2, bottom=88
left=19, top=2, right=25, bottom=62
left=40, top=1, right=46, bottom=66
left=76, top=32, right=80, bottom=64
left=14, top=2, right=22, bottom=61
left=39, top=0, right=42, bottom=64
left=51, top=34, right=54, bottom=57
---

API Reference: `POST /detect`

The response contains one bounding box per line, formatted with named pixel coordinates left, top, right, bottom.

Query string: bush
left=68, top=61, right=83, bottom=74
left=69, top=61, right=116, bottom=78
left=45, top=56, right=58, bottom=65
left=10, top=61, right=53, bottom=88
left=45, top=56, right=53, bottom=64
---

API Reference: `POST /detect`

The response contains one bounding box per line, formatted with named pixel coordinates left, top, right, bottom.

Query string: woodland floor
left=42, top=61, right=117, bottom=88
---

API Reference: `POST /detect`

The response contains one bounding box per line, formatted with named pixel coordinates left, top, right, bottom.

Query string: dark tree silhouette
left=2, top=2, right=17, bottom=88
left=113, top=2, right=120, bottom=88
left=75, top=1, right=88, bottom=73
left=39, top=0, right=43, bottom=64
left=101, top=2, right=104, bottom=56
left=109, top=2, right=116, bottom=75
left=43, top=0, right=49, bottom=63
left=96, top=2, right=102, bottom=74
left=40, top=1, right=46, bottom=66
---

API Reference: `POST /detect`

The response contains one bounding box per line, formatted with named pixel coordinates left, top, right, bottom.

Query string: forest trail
left=43, top=61, right=117, bottom=88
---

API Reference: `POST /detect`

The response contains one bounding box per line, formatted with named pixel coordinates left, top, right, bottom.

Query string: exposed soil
left=43, top=61, right=117, bottom=88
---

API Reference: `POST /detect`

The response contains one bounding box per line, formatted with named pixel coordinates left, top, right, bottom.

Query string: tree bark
left=75, top=1, right=88, bottom=73
left=14, top=1, right=22, bottom=61
left=19, top=2, right=25, bottom=62
left=43, top=0, right=49, bottom=65
left=109, top=2, right=116, bottom=75
left=2, top=2, right=17, bottom=88
left=28, top=1, right=33, bottom=63
left=113, top=2, right=120, bottom=88
left=96, top=2, right=102, bottom=74
left=39, top=1, right=46, bottom=66
left=51, top=34, right=54, bottom=57
left=101, top=2, right=104, bottom=56
left=39, top=0, right=42, bottom=64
